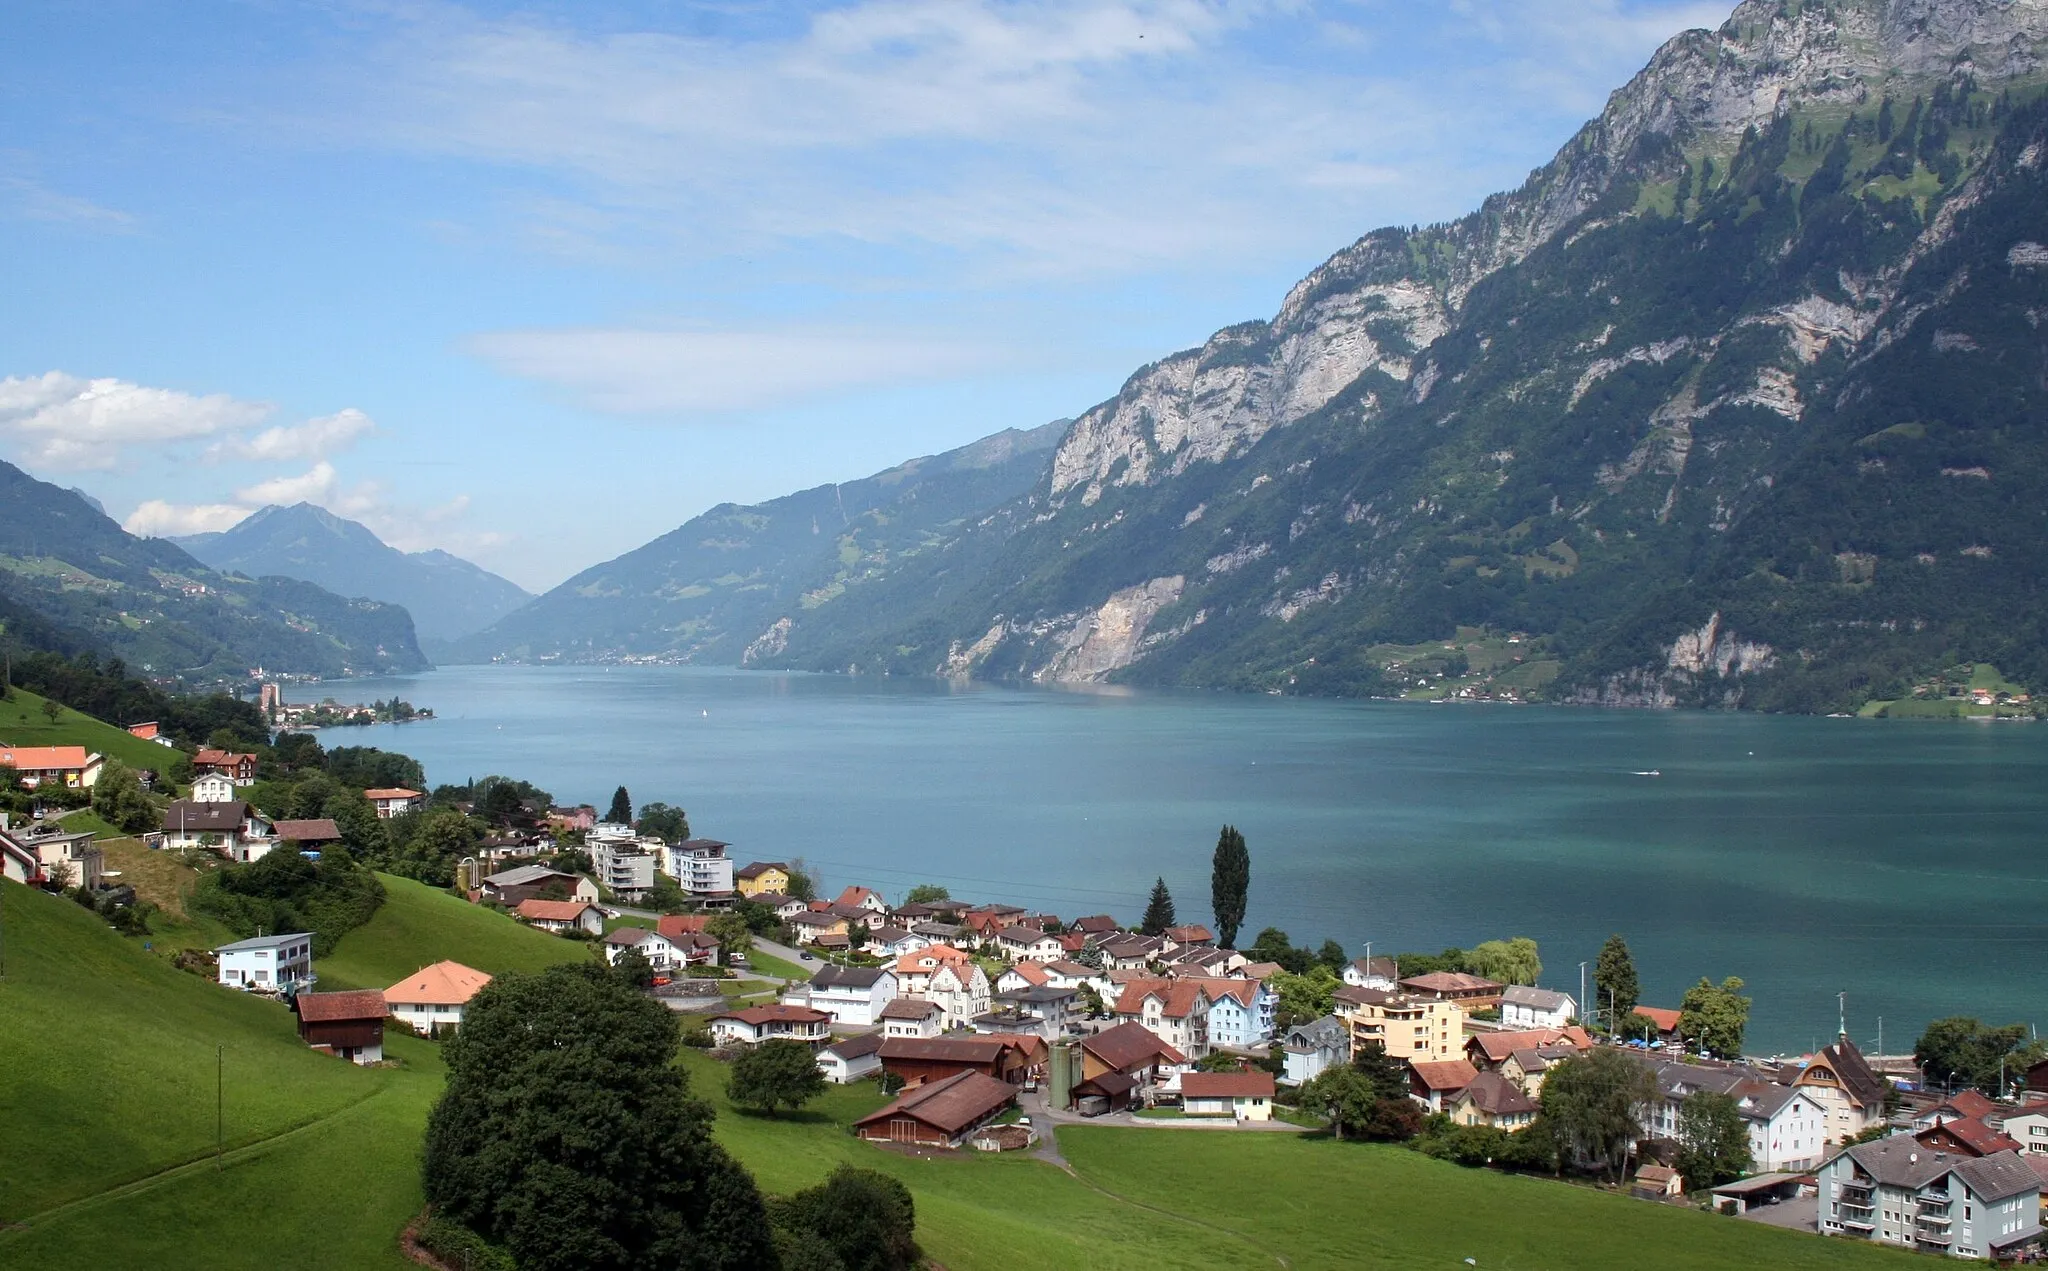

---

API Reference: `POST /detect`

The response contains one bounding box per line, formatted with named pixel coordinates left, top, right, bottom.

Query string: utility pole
left=216, top=1044, right=224, bottom=1171
left=1578, top=961, right=1588, bottom=1029
left=1838, top=990, right=1847, bottom=1041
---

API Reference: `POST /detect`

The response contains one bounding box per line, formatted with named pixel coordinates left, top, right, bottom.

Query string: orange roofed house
left=0, top=745, right=103, bottom=790
left=193, top=749, right=258, bottom=786
left=385, top=961, right=492, bottom=1035
left=363, top=788, right=425, bottom=819
left=515, top=898, right=604, bottom=936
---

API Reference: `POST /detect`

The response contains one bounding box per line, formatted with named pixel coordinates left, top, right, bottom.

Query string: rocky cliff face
left=734, top=0, right=2048, bottom=709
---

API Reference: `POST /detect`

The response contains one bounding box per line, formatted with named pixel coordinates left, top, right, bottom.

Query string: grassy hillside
left=0, top=686, right=178, bottom=772
left=316, top=873, right=591, bottom=990
left=0, top=883, right=388, bottom=1219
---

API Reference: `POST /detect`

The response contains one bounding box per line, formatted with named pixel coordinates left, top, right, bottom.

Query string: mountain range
left=0, top=462, right=427, bottom=681
left=174, top=503, right=531, bottom=645
left=436, top=0, right=2048, bottom=715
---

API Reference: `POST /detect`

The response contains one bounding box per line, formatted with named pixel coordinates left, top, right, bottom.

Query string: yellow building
left=1333, top=986, right=1464, bottom=1062
left=735, top=861, right=791, bottom=899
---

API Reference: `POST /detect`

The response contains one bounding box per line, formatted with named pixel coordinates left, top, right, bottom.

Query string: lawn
left=741, top=945, right=807, bottom=981
left=0, top=687, right=179, bottom=772
left=0, top=883, right=391, bottom=1221
left=1057, top=1128, right=1916, bottom=1270
left=316, top=873, right=593, bottom=990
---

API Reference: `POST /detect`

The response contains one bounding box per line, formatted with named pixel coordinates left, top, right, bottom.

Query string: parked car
left=800, top=951, right=815, bottom=961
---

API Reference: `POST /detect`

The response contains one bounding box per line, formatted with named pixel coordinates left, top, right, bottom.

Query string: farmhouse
left=879, top=1035, right=1028, bottom=1087
left=384, top=961, right=490, bottom=1035
left=514, top=898, right=603, bottom=935
left=854, top=1070, right=1017, bottom=1148
left=295, top=990, right=387, bottom=1064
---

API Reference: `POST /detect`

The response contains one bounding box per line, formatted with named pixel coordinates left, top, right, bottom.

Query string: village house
left=1181, top=1070, right=1275, bottom=1121
left=601, top=926, right=689, bottom=973
left=363, top=787, right=425, bottom=819
left=1160, top=945, right=1243, bottom=976
left=1075, top=1022, right=1186, bottom=1112
left=1042, top=960, right=1108, bottom=997
left=1784, top=1035, right=1893, bottom=1145
left=193, top=749, right=258, bottom=786
left=216, top=932, right=313, bottom=993
left=544, top=804, right=596, bottom=833
left=0, top=744, right=104, bottom=790
left=479, top=864, right=599, bottom=907
left=1341, top=957, right=1401, bottom=989
left=862, top=925, right=927, bottom=959
left=735, top=861, right=790, bottom=898
left=994, top=961, right=1051, bottom=994
left=707, top=1004, right=832, bottom=1046
left=1465, top=1026, right=1595, bottom=1072
left=1069, top=914, right=1121, bottom=938
left=1187, top=978, right=1277, bottom=1048
left=16, top=826, right=103, bottom=889
left=1499, top=1044, right=1583, bottom=1098
left=855, top=1070, right=1017, bottom=1148
left=1634, top=1055, right=1831, bottom=1173
left=1994, top=1103, right=2048, bottom=1155
left=788, top=911, right=851, bottom=945
left=977, top=985, right=1076, bottom=1044
left=295, top=990, right=387, bottom=1064
left=1112, top=979, right=1212, bottom=1060
left=662, top=838, right=736, bottom=901
left=515, top=898, right=604, bottom=936
left=1281, top=1015, right=1349, bottom=1086
left=1917, top=1117, right=2024, bottom=1158
left=160, top=800, right=276, bottom=861
left=817, top=1031, right=885, bottom=1084
left=890, top=945, right=990, bottom=1029
left=1097, top=933, right=1168, bottom=971
left=879, top=1035, right=1028, bottom=1088
left=125, top=721, right=174, bottom=746
left=0, top=832, right=43, bottom=884
left=1450, top=1070, right=1540, bottom=1130
left=1334, top=986, right=1464, bottom=1062
left=1500, top=985, right=1579, bottom=1031
left=385, top=961, right=490, bottom=1035
left=1409, top=1059, right=1480, bottom=1112
left=784, top=965, right=898, bottom=1027
left=772, top=895, right=813, bottom=922
left=834, top=885, right=888, bottom=915
left=1818, top=1135, right=2043, bottom=1257
left=1161, top=924, right=1215, bottom=949
left=1399, top=970, right=1505, bottom=1011
left=1634, top=1164, right=1686, bottom=1199
left=191, top=772, right=237, bottom=803
left=878, top=997, right=945, bottom=1039
left=1918, top=1092, right=2001, bottom=1130
left=993, top=923, right=1066, bottom=963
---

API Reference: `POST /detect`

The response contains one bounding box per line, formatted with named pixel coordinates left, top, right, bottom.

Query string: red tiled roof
left=657, top=914, right=710, bottom=939
left=1410, top=1059, right=1479, bottom=1092
left=1181, top=1071, right=1275, bottom=1099
left=1400, top=971, right=1503, bottom=994
left=1941, top=1090, right=2000, bottom=1121
left=194, top=749, right=256, bottom=766
left=296, top=989, right=388, bottom=1022
left=385, top=961, right=490, bottom=1006
left=0, top=745, right=94, bottom=770
left=1468, top=1027, right=1593, bottom=1064
left=1003, top=962, right=1051, bottom=986
left=363, top=787, right=422, bottom=800
left=516, top=899, right=594, bottom=921
left=1115, top=978, right=1208, bottom=1020
left=1083, top=1021, right=1185, bottom=1071
left=714, top=1005, right=830, bottom=1026
left=1637, top=1006, right=1682, bottom=1032
left=1917, top=1116, right=2022, bottom=1156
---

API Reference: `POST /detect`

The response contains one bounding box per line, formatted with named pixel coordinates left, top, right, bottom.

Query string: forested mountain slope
left=0, top=462, right=426, bottom=682
left=448, top=421, right=1067, bottom=664
left=734, top=0, right=2048, bottom=712
left=176, top=503, right=530, bottom=643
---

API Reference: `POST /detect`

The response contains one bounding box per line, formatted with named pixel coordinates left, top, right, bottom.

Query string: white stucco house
left=782, top=964, right=897, bottom=1027
left=1500, top=985, right=1578, bottom=1030
left=217, top=932, right=314, bottom=992
left=817, top=1032, right=885, bottom=1083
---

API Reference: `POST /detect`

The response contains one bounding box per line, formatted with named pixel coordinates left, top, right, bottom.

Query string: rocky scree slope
left=751, top=0, right=2048, bottom=712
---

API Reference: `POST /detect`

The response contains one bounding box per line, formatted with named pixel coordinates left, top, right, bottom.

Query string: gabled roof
left=385, top=961, right=490, bottom=1006
left=1083, top=1022, right=1185, bottom=1071
left=1400, top=971, right=1503, bottom=995
left=1000, top=961, right=1051, bottom=986
left=656, top=914, right=710, bottom=939
left=273, top=818, right=342, bottom=843
left=1044, top=960, right=1096, bottom=977
left=1636, top=1006, right=1682, bottom=1032
left=1501, top=985, right=1574, bottom=1011
left=789, top=910, right=847, bottom=927
left=362, top=787, right=422, bottom=800
left=1812, top=1035, right=1890, bottom=1109
left=1936, top=1090, right=2000, bottom=1122
left=712, top=1004, right=830, bottom=1026
left=880, top=997, right=942, bottom=1020
left=1467, top=1027, right=1593, bottom=1065
left=1162, top=924, right=1214, bottom=944
left=1954, top=1151, right=2044, bottom=1204
left=603, top=926, right=664, bottom=947
left=1346, top=956, right=1399, bottom=979
left=809, top=964, right=893, bottom=990
left=854, top=1070, right=1015, bottom=1135
left=1918, top=1116, right=2023, bottom=1157
left=736, top=861, right=788, bottom=879
left=162, top=801, right=253, bottom=833
left=1070, top=914, right=1121, bottom=934
left=866, top=925, right=913, bottom=945
left=878, top=1035, right=1015, bottom=1064
left=296, top=989, right=388, bottom=1022
left=823, top=1031, right=885, bottom=1060
left=1457, top=1070, right=1539, bottom=1116
left=516, top=898, right=595, bottom=921
left=1114, top=978, right=1208, bottom=1020
left=1410, top=1059, right=1479, bottom=1092
left=1181, top=977, right=1262, bottom=1008
left=0, top=745, right=95, bottom=770
left=1182, top=1070, right=1276, bottom=1099
left=835, top=885, right=881, bottom=907
left=994, top=923, right=1057, bottom=944
left=194, top=749, right=257, bottom=767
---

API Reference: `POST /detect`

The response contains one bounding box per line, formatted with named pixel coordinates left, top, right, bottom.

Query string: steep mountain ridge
left=736, top=0, right=2048, bottom=710
left=448, top=420, right=1068, bottom=663
left=176, top=503, right=531, bottom=643
left=0, top=463, right=426, bottom=681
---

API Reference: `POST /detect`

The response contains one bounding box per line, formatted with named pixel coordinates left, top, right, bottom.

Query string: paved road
left=609, top=905, right=809, bottom=989
left=1021, top=1086, right=1303, bottom=1134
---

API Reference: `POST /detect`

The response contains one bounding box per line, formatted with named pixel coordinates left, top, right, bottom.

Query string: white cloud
left=469, top=327, right=1008, bottom=414
left=124, top=500, right=254, bottom=538
left=234, top=461, right=340, bottom=506
left=213, top=407, right=376, bottom=462
left=0, top=372, right=270, bottom=470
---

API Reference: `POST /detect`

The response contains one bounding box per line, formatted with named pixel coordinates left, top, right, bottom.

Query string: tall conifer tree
left=1210, top=825, right=1250, bottom=949
left=1140, top=877, right=1176, bottom=936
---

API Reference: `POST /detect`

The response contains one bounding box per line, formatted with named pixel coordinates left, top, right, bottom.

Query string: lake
left=329, top=664, right=2048, bottom=1055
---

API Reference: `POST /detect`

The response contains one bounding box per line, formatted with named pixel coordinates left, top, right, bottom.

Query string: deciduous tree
left=1676, top=1090, right=1751, bottom=1189
left=1209, top=825, right=1249, bottom=949
left=728, top=1038, right=827, bottom=1115
left=422, top=965, right=775, bottom=1271
left=91, top=759, right=158, bottom=834
left=903, top=883, right=950, bottom=905
left=1915, top=1017, right=2045, bottom=1096
left=636, top=802, right=689, bottom=844
left=1465, top=936, right=1542, bottom=987
left=772, top=1166, right=920, bottom=1271
left=705, top=911, right=754, bottom=958
left=1540, top=1046, right=1656, bottom=1182
left=1678, top=977, right=1751, bottom=1059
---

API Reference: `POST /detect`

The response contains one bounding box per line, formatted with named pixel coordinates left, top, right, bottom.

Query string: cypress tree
left=1593, top=933, right=1640, bottom=1028
left=1210, top=825, right=1250, bottom=949
left=1140, top=877, right=1176, bottom=936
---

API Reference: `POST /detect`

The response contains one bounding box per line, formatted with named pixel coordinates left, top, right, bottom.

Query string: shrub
left=414, top=1216, right=516, bottom=1271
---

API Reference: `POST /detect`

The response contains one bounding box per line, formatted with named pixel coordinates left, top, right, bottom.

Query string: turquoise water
left=334, top=665, right=2048, bottom=1055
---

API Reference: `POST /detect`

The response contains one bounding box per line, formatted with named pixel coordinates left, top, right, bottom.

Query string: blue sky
left=0, top=0, right=1728, bottom=591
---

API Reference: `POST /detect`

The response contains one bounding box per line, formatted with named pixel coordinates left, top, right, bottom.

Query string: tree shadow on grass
left=729, top=1107, right=840, bottom=1126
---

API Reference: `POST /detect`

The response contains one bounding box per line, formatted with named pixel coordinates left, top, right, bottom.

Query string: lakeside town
left=8, top=713, right=2046, bottom=1264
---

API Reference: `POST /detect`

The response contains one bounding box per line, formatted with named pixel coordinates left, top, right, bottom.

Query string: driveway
left=1740, top=1194, right=1818, bottom=1233
left=1021, top=1087, right=1305, bottom=1134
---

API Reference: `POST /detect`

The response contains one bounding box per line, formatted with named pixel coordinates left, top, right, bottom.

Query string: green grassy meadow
left=0, top=687, right=180, bottom=771
left=316, top=873, right=593, bottom=989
